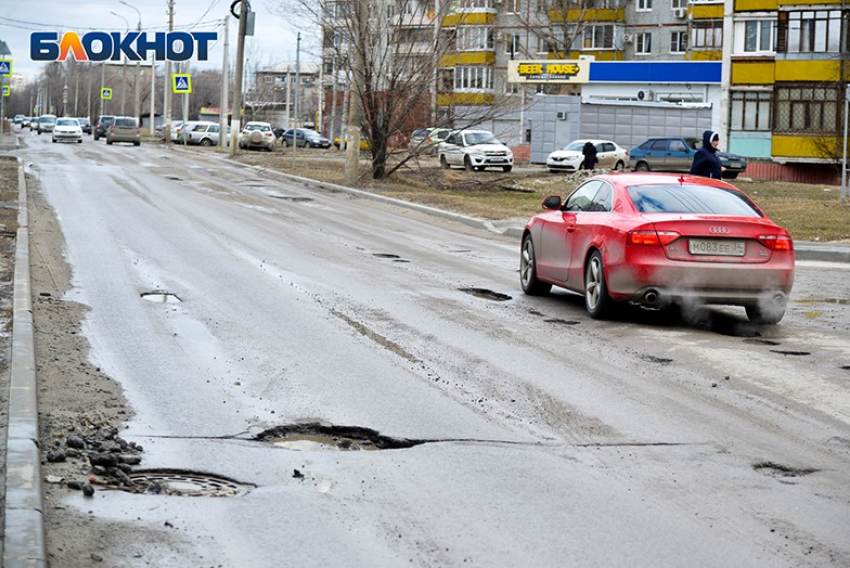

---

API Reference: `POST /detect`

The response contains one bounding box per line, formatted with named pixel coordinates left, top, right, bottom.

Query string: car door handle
left=565, top=222, right=577, bottom=233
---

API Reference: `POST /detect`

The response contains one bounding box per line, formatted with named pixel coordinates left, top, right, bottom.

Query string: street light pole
left=110, top=11, right=130, bottom=115
left=120, top=1, right=142, bottom=122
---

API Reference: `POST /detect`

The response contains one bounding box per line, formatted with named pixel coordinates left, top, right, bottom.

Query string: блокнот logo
left=31, top=31, right=217, bottom=63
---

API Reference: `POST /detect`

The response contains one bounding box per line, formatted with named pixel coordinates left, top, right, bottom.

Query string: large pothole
left=256, top=423, right=426, bottom=451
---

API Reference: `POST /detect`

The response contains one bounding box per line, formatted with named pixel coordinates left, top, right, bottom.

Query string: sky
left=0, top=0, right=316, bottom=82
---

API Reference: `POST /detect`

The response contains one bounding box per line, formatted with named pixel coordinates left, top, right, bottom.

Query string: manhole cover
left=141, top=291, right=182, bottom=303
left=257, top=424, right=425, bottom=452
left=459, top=288, right=512, bottom=302
left=125, top=470, right=253, bottom=497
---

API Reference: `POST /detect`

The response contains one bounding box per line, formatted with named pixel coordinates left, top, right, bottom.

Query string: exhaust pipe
left=643, top=290, right=659, bottom=305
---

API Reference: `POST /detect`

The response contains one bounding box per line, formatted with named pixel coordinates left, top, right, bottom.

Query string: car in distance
left=238, top=121, right=276, bottom=151
left=408, top=127, right=451, bottom=156
left=106, top=116, right=141, bottom=146
left=51, top=117, right=83, bottom=144
left=176, top=121, right=211, bottom=145
left=93, top=115, right=115, bottom=141
left=280, top=128, right=332, bottom=149
left=546, top=139, right=629, bottom=173
left=76, top=117, right=92, bottom=135
left=37, top=114, right=57, bottom=135
left=629, top=136, right=748, bottom=179
left=438, top=130, right=513, bottom=172
left=13, top=114, right=24, bottom=124
left=183, top=122, right=230, bottom=146
left=519, top=172, right=794, bottom=324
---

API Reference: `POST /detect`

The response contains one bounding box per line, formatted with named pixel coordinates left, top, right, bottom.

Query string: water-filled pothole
left=743, top=338, right=781, bottom=346
left=120, top=469, right=253, bottom=497
left=256, top=423, right=425, bottom=451
left=141, top=291, right=182, bottom=303
left=459, top=288, right=512, bottom=302
left=769, top=350, right=811, bottom=357
left=753, top=462, right=818, bottom=478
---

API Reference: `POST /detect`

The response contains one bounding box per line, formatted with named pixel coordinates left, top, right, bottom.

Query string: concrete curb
left=3, top=155, right=47, bottom=568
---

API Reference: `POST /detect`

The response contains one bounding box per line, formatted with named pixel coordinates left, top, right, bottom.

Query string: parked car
left=438, top=130, right=513, bottom=172
left=37, top=114, right=57, bottom=135
left=106, top=116, right=141, bottom=146
left=93, top=115, right=115, bottom=141
left=21, top=117, right=33, bottom=128
left=51, top=117, right=83, bottom=144
left=333, top=137, right=371, bottom=151
left=13, top=114, right=24, bottom=124
left=280, top=128, right=332, bottom=148
left=519, top=172, right=794, bottom=324
left=176, top=121, right=211, bottom=145
left=183, top=122, right=230, bottom=146
left=76, top=117, right=92, bottom=135
left=238, top=121, right=276, bottom=151
left=629, top=136, right=748, bottom=179
left=546, top=140, right=629, bottom=173
left=408, top=127, right=451, bottom=156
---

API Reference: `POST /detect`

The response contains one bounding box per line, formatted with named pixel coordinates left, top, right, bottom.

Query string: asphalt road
left=4, top=133, right=850, bottom=567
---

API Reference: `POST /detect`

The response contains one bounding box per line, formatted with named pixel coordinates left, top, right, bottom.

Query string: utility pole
left=164, top=0, right=175, bottom=147
left=344, top=28, right=363, bottom=186
left=229, top=0, right=249, bottom=156
left=120, top=1, right=142, bottom=122
left=292, top=33, right=300, bottom=163
left=219, top=16, right=229, bottom=150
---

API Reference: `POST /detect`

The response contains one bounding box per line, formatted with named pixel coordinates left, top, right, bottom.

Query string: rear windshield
left=115, top=118, right=137, bottom=127
left=627, top=184, right=763, bottom=217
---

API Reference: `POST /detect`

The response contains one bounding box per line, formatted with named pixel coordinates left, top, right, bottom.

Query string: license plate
left=689, top=239, right=746, bottom=256
left=489, top=158, right=505, bottom=163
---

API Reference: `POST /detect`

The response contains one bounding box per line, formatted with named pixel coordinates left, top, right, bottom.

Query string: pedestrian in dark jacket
left=581, top=141, right=598, bottom=170
left=689, top=130, right=724, bottom=179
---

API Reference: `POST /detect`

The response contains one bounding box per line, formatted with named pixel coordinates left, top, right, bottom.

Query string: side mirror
left=542, top=195, right=562, bottom=210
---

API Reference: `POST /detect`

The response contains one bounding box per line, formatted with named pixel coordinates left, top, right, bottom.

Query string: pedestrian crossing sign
left=101, top=87, right=113, bottom=100
left=2, top=85, right=9, bottom=97
left=0, top=60, right=11, bottom=77
left=173, top=74, right=192, bottom=94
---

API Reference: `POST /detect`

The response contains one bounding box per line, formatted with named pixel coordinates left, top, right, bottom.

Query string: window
left=671, top=0, right=686, bottom=8
left=454, top=66, right=494, bottom=90
left=778, top=10, right=842, bottom=53
left=668, top=139, right=688, bottom=153
left=691, top=20, right=722, bottom=48
left=583, top=25, right=615, bottom=49
left=774, top=84, right=839, bottom=133
left=506, top=0, right=521, bottom=14
left=730, top=91, right=772, bottom=132
left=457, top=27, right=494, bottom=50
left=456, top=0, right=493, bottom=9
left=637, top=0, right=652, bottom=11
left=670, top=31, right=687, bottom=52
left=744, top=20, right=775, bottom=53
left=637, top=32, right=652, bottom=54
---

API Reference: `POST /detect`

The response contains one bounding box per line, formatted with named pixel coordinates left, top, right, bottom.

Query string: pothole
left=373, top=253, right=401, bottom=259
left=459, top=288, right=512, bottom=302
left=164, top=175, right=181, bottom=181
left=256, top=423, right=426, bottom=451
left=270, top=195, right=314, bottom=202
left=753, top=462, right=819, bottom=479
left=120, top=469, right=253, bottom=497
left=769, top=350, right=811, bottom=357
left=641, top=355, right=673, bottom=364
left=545, top=318, right=581, bottom=326
left=796, top=297, right=850, bottom=306
left=141, top=290, right=182, bottom=303
left=743, top=338, right=781, bottom=346
left=841, top=365, right=850, bottom=371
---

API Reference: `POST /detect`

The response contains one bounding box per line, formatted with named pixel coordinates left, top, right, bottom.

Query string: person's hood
left=702, top=130, right=720, bottom=152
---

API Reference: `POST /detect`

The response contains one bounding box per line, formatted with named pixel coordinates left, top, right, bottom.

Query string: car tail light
left=758, top=234, right=793, bottom=251
left=629, top=230, right=679, bottom=246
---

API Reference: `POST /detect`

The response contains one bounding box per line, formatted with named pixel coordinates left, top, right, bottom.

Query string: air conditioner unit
left=637, top=89, right=654, bottom=101
left=674, top=8, right=687, bottom=19
left=623, top=33, right=635, bottom=43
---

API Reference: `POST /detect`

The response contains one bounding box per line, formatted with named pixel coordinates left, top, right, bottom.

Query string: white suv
left=438, top=130, right=513, bottom=172
left=238, top=121, right=276, bottom=151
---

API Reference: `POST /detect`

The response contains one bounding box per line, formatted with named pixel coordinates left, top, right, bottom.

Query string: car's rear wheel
left=745, top=297, right=787, bottom=325
left=106, top=139, right=113, bottom=145
left=635, top=161, right=650, bottom=172
left=464, top=156, right=474, bottom=171
left=520, top=235, right=551, bottom=296
left=614, top=160, right=625, bottom=171
left=200, top=138, right=212, bottom=147
left=283, top=139, right=291, bottom=148
left=440, top=155, right=449, bottom=169
left=585, top=251, right=614, bottom=319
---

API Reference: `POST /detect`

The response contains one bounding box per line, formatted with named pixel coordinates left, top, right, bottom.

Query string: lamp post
left=120, top=1, right=142, bottom=123
left=110, top=11, right=129, bottom=115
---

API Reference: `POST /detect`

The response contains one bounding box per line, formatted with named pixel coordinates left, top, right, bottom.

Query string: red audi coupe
left=520, top=173, right=795, bottom=324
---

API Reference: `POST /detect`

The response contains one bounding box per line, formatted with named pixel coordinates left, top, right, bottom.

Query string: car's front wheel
left=200, top=138, right=212, bottom=147
left=503, top=165, right=513, bottom=173
left=585, top=250, right=614, bottom=319
left=464, top=156, right=474, bottom=171
left=439, top=155, right=450, bottom=169
left=634, top=161, right=650, bottom=172
left=520, top=235, right=552, bottom=296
